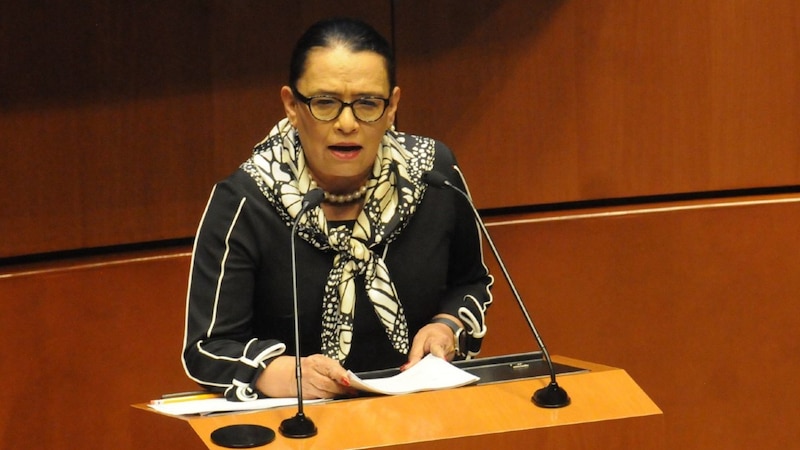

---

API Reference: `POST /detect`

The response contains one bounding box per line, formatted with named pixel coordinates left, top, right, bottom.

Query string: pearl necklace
left=309, top=180, right=368, bottom=204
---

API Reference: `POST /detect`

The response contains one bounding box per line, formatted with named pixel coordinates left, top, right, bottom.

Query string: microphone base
left=279, top=413, right=318, bottom=439
left=532, top=382, right=571, bottom=408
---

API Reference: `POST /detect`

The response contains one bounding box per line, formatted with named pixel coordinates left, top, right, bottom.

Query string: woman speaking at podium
left=182, top=17, right=493, bottom=401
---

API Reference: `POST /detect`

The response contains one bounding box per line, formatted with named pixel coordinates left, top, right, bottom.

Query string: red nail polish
left=400, top=363, right=409, bottom=371
left=340, top=376, right=351, bottom=387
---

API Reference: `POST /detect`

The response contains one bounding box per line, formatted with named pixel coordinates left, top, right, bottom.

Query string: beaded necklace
left=309, top=179, right=368, bottom=204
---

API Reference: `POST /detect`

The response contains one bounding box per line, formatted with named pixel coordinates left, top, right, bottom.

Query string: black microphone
left=423, top=170, right=570, bottom=408
left=280, top=188, right=325, bottom=438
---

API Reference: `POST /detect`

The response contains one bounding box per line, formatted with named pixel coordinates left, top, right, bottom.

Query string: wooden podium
left=130, top=357, right=663, bottom=449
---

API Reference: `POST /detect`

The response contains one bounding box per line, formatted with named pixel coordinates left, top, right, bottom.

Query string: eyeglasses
left=292, top=88, right=390, bottom=123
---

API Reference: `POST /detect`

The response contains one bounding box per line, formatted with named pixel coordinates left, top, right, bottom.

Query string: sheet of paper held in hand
left=347, top=354, right=480, bottom=395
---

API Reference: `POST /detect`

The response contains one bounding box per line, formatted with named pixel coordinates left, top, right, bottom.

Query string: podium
left=130, top=356, right=663, bottom=449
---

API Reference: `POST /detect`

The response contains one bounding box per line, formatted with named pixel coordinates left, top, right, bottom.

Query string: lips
left=329, top=144, right=362, bottom=159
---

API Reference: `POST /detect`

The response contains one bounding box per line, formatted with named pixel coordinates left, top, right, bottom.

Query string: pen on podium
left=150, top=392, right=221, bottom=405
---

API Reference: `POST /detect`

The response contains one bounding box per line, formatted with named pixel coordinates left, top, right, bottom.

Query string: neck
left=321, top=199, right=363, bottom=220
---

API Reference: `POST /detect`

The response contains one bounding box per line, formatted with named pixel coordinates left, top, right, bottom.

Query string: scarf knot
left=241, top=118, right=436, bottom=362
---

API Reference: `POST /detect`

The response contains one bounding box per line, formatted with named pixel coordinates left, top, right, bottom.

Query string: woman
left=182, top=17, right=493, bottom=401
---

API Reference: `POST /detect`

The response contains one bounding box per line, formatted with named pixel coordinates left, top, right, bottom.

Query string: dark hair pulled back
left=288, top=17, right=396, bottom=90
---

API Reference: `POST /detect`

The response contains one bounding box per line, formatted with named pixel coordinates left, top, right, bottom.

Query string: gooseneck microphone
left=280, top=188, right=326, bottom=438
left=423, top=170, right=570, bottom=408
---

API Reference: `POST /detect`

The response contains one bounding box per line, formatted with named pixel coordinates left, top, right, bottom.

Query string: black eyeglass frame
left=291, top=87, right=391, bottom=123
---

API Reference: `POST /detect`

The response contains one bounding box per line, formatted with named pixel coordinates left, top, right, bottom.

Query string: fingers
left=257, top=354, right=356, bottom=399
left=300, top=354, right=356, bottom=399
left=402, top=323, right=455, bottom=371
left=429, top=340, right=455, bottom=359
left=403, top=337, right=426, bottom=370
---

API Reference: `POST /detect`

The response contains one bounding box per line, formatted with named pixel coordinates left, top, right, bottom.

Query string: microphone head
left=422, top=171, right=448, bottom=188
left=303, top=188, right=325, bottom=209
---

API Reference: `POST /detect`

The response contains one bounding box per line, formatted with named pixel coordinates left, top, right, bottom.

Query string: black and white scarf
left=242, top=118, right=436, bottom=362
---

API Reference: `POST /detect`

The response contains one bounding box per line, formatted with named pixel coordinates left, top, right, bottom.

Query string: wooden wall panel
left=480, top=195, right=800, bottom=449
left=1, top=3, right=217, bottom=258
left=394, top=0, right=800, bottom=208
left=0, top=1, right=391, bottom=259
left=0, top=250, right=197, bottom=450
left=3, top=196, right=796, bottom=448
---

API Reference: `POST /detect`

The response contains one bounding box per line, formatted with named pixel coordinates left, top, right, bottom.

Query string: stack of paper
left=347, top=354, right=479, bottom=395
left=149, top=396, right=324, bottom=416
left=149, top=354, right=478, bottom=416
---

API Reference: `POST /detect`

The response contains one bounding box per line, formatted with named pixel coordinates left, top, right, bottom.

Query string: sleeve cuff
left=224, top=340, right=286, bottom=402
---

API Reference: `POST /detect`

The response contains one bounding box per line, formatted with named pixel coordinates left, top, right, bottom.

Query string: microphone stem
left=446, top=181, right=557, bottom=384
left=280, top=192, right=323, bottom=438
left=290, top=219, right=306, bottom=414
left=424, top=171, right=568, bottom=407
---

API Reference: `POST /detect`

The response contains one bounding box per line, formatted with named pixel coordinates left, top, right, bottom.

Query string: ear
left=280, top=86, right=299, bottom=126
left=385, top=86, right=401, bottom=126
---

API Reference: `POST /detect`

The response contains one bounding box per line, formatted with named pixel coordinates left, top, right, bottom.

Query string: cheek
left=365, top=127, right=389, bottom=151
left=295, top=116, right=326, bottom=144
left=297, top=132, right=324, bottom=162
left=292, top=113, right=310, bottom=135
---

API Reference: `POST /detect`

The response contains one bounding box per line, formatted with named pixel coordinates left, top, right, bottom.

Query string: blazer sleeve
left=432, top=142, right=494, bottom=357
left=181, top=172, right=286, bottom=401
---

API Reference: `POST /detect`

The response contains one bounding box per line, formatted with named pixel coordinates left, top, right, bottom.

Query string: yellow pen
left=150, top=392, right=221, bottom=405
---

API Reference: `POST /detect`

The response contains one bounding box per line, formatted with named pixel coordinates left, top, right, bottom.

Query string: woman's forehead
left=298, top=46, right=390, bottom=94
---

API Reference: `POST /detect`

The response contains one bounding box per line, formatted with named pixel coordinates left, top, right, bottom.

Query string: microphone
left=423, top=170, right=570, bottom=408
left=280, top=188, right=325, bottom=438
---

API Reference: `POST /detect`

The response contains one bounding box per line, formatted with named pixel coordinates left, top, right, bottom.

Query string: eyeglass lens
left=308, top=97, right=387, bottom=122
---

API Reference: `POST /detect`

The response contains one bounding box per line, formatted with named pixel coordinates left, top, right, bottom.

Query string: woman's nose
left=335, top=104, right=359, bottom=133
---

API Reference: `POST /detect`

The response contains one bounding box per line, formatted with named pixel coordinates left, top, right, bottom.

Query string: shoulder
left=397, top=132, right=459, bottom=171
left=211, top=168, right=263, bottom=201
left=203, top=169, right=283, bottom=223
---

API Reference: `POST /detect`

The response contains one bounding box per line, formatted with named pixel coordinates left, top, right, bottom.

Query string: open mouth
left=329, top=145, right=362, bottom=159
left=329, top=145, right=361, bottom=152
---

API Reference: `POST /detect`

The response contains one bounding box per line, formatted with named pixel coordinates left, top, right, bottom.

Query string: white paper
left=148, top=397, right=324, bottom=416
left=347, top=354, right=479, bottom=395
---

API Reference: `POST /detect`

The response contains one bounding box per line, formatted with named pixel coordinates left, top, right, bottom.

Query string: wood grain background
left=2, top=0, right=798, bottom=258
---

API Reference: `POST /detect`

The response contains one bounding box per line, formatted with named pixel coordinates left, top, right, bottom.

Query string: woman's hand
left=256, top=354, right=355, bottom=399
left=403, top=314, right=461, bottom=370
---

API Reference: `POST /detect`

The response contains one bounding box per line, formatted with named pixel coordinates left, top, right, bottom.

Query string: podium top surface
left=134, top=356, right=662, bottom=449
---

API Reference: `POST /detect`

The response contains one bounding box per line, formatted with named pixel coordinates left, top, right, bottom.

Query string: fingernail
left=400, top=363, right=409, bottom=371
left=340, top=376, right=351, bottom=387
